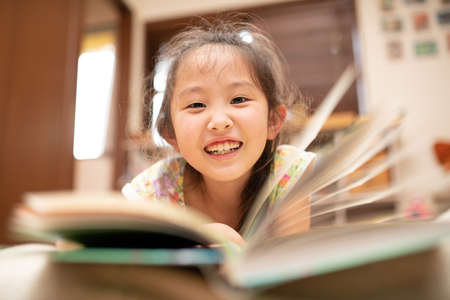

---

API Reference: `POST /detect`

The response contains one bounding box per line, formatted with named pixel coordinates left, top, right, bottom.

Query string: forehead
left=175, top=44, right=256, bottom=82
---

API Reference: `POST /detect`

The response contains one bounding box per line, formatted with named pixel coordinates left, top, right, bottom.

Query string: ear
left=267, top=105, right=287, bottom=140
left=161, top=130, right=180, bottom=152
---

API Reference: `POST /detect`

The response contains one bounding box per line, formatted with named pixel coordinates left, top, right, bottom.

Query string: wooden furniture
left=0, top=0, right=82, bottom=244
left=0, top=0, right=131, bottom=244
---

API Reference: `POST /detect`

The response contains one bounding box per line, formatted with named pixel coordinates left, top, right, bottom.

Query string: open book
left=10, top=191, right=450, bottom=289
left=10, top=65, right=450, bottom=290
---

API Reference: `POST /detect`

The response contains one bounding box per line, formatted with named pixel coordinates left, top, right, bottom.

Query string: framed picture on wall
left=405, top=0, right=426, bottom=4
left=387, top=40, right=403, bottom=59
left=414, top=40, right=437, bottom=56
left=413, top=12, right=429, bottom=30
left=380, top=0, right=394, bottom=11
left=437, top=9, right=450, bottom=25
left=447, top=33, right=450, bottom=51
left=382, top=16, right=403, bottom=32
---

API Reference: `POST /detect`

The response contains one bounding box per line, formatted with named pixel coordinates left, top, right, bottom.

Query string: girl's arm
left=203, top=223, right=245, bottom=248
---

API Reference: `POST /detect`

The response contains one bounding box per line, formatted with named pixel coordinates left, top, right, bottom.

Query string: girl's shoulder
left=121, top=156, right=186, bottom=206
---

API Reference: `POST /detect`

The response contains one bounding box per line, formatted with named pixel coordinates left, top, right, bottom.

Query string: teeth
left=205, top=142, right=241, bottom=155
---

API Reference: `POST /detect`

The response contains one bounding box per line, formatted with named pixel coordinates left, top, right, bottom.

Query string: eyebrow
left=228, top=80, right=256, bottom=89
left=177, top=86, right=204, bottom=99
left=177, top=80, right=257, bottom=98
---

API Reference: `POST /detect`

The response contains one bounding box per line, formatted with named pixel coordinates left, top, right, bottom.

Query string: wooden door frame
left=111, top=0, right=132, bottom=190
left=0, top=0, right=83, bottom=244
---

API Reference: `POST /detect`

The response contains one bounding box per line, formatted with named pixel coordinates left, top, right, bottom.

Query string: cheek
left=182, top=117, right=201, bottom=134
left=247, top=107, right=270, bottom=135
left=173, top=115, right=201, bottom=146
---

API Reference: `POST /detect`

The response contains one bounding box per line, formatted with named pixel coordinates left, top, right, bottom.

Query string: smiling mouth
left=204, top=141, right=242, bottom=155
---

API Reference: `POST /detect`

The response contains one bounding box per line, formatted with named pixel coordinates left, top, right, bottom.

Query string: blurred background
left=1, top=0, right=449, bottom=244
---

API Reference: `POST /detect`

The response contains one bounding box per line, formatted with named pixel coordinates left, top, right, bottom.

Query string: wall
left=356, top=0, right=450, bottom=196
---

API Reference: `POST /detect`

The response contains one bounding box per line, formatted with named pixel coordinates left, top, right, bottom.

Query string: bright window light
left=73, top=46, right=115, bottom=160
left=153, top=59, right=171, bottom=92
left=151, top=92, right=169, bottom=147
left=151, top=59, right=172, bottom=147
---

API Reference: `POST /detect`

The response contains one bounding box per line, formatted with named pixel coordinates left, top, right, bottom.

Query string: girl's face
left=168, top=44, right=282, bottom=183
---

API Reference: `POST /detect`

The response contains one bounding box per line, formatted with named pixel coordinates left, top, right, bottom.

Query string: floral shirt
left=122, top=145, right=315, bottom=209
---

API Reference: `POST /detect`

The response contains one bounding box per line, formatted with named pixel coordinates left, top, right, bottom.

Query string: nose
left=207, top=109, right=233, bottom=131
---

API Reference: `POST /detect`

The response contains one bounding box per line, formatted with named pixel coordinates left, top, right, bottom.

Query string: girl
left=122, top=17, right=315, bottom=246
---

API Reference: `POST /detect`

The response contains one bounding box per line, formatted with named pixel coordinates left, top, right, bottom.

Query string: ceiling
left=123, top=0, right=295, bottom=21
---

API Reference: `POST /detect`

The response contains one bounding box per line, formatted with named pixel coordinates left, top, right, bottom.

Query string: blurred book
left=9, top=192, right=450, bottom=289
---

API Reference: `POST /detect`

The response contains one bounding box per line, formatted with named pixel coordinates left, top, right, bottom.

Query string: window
left=73, top=30, right=116, bottom=160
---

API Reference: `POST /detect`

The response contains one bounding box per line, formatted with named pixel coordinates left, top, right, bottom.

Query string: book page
left=226, top=221, right=450, bottom=288
left=241, top=65, right=357, bottom=238
left=249, top=105, right=402, bottom=245
left=11, top=191, right=231, bottom=250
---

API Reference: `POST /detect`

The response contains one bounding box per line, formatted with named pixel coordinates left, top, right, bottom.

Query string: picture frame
left=382, top=16, right=403, bottom=32
left=414, top=40, right=437, bottom=55
left=387, top=40, right=403, bottom=59
left=380, top=0, right=395, bottom=11
left=437, top=10, right=450, bottom=25
left=413, top=12, right=429, bottom=31
left=447, top=33, right=450, bottom=52
left=405, top=0, right=426, bottom=4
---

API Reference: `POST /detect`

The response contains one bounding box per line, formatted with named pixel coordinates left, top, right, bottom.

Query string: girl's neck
left=184, top=167, right=251, bottom=229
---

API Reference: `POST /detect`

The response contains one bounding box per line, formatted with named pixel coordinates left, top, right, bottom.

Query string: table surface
left=0, top=241, right=450, bottom=300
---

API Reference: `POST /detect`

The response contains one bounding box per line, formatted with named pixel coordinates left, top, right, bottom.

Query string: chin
left=202, top=168, right=252, bottom=183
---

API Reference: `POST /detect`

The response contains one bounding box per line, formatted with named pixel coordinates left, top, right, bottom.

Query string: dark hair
left=146, top=15, right=306, bottom=228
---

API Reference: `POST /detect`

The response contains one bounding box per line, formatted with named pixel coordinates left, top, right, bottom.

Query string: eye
left=186, top=102, right=206, bottom=109
left=230, top=97, right=249, bottom=104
